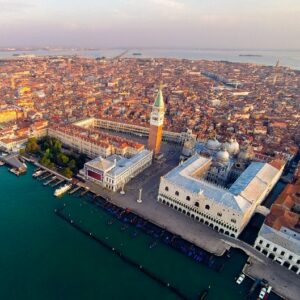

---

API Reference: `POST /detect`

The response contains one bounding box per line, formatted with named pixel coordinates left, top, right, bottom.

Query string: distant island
left=239, top=54, right=263, bottom=57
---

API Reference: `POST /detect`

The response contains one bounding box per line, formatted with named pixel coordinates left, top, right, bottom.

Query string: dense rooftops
left=265, top=179, right=300, bottom=232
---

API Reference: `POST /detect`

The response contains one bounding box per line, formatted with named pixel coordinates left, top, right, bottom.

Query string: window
left=266, top=243, right=270, bottom=248
left=231, top=219, right=236, bottom=224
left=165, top=186, right=169, bottom=191
left=273, top=247, right=277, bottom=252
left=217, top=212, right=222, bottom=217
left=289, top=255, right=293, bottom=260
left=194, top=202, right=199, bottom=207
left=175, top=191, right=179, bottom=196
left=280, top=251, right=285, bottom=256
left=186, top=196, right=190, bottom=201
left=259, top=240, right=263, bottom=245
left=205, top=205, right=210, bottom=210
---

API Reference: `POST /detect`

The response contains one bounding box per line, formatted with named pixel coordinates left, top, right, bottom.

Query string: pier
left=69, top=185, right=81, bottom=195
left=80, top=188, right=89, bottom=197
left=33, top=162, right=72, bottom=182
left=40, top=172, right=52, bottom=180
left=43, top=176, right=56, bottom=186
left=0, top=153, right=27, bottom=174
left=51, top=179, right=64, bottom=187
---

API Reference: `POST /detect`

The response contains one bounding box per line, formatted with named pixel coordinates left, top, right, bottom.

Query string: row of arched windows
left=158, top=196, right=237, bottom=237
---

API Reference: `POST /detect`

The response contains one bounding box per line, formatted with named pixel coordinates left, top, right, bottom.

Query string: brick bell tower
left=148, top=85, right=165, bottom=155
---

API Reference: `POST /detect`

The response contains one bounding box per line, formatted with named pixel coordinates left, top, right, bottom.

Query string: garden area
left=20, top=136, right=87, bottom=178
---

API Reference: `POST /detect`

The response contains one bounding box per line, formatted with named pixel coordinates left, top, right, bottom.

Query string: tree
left=62, top=167, right=73, bottom=178
left=57, top=152, right=69, bottom=166
left=26, top=137, right=40, bottom=153
left=53, top=140, right=62, bottom=154
left=68, top=159, right=76, bottom=170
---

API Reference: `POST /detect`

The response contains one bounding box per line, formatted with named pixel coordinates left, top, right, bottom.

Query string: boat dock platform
left=33, top=162, right=72, bottom=182
left=44, top=176, right=57, bottom=186
left=69, top=185, right=81, bottom=195
left=51, top=179, right=64, bottom=187
left=80, top=188, right=89, bottom=197
left=40, top=172, right=52, bottom=180
left=1, top=153, right=27, bottom=174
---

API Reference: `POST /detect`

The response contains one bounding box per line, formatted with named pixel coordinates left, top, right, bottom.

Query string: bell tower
left=148, top=85, right=165, bottom=155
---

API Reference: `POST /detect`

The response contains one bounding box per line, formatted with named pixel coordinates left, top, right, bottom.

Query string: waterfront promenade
left=81, top=159, right=300, bottom=300
left=83, top=159, right=229, bottom=256
left=244, top=257, right=300, bottom=300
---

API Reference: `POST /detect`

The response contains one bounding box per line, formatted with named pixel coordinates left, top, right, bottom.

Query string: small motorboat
left=236, top=273, right=245, bottom=285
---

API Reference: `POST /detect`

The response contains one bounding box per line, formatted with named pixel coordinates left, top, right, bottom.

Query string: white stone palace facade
left=157, top=154, right=284, bottom=237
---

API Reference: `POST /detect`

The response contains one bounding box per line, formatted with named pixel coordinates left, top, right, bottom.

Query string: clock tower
left=148, top=86, right=165, bottom=155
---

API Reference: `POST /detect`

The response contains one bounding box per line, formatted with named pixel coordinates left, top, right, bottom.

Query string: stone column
left=137, top=188, right=143, bottom=203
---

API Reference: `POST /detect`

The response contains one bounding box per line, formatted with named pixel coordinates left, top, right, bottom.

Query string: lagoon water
left=0, top=48, right=299, bottom=70
left=0, top=164, right=281, bottom=300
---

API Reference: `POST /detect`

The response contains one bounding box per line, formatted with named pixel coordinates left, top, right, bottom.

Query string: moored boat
left=54, top=183, right=72, bottom=197
left=32, top=170, right=43, bottom=178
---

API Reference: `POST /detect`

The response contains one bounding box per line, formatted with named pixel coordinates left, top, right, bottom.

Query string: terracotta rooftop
left=265, top=179, right=300, bottom=231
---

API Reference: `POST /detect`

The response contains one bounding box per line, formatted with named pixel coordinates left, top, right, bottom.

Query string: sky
left=0, top=0, right=300, bottom=49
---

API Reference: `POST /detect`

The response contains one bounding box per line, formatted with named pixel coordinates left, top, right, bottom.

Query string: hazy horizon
left=1, top=0, right=300, bottom=49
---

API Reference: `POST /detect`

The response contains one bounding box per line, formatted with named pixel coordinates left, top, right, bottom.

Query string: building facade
left=254, top=179, right=300, bottom=275
left=83, top=150, right=153, bottom=192
left=74, top=117, right=194, bottom=144
left=48, top=124, right=144, bottom=159
left=157, top=154, right=284, bottom=237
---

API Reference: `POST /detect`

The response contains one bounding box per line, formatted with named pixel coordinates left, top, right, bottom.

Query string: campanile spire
left=148, top=85, right=165, bottom=155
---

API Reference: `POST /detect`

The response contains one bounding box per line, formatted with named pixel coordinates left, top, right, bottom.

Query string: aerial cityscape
left=0, top=1, right=299, bottom=300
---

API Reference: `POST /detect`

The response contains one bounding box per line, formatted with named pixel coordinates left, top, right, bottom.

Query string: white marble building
left=157, top=154, right=284, bottom=237
left=83, top=149, right=153, bottom=192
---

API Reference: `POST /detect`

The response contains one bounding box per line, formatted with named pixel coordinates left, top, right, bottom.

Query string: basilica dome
left=206, top=138, right=221, bottom=151
left=223, top=138, right=239, bottom=155
left=216, top=149, right=230, bottom=162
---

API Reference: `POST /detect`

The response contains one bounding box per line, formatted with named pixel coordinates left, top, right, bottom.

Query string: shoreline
left=0, top=49, right=299, bottom=70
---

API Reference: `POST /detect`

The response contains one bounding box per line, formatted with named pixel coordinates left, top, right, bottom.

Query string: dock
left=40, top=172, right=52, bottom=180
left=51, top=179, right=64, bottom=187
left=1, top=153, right=27, bottom=174
left=33, top=162, right=72, bottom=182
left=80, top=188, right=89, bottom=197
left=69, top=185, right=81, bottom=195
left=44, top=176, right=56, bottom=186
left=9, top=168, right=21, bottom=176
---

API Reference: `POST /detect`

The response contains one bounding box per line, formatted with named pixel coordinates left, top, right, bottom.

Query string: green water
left=0, top=165, right=275, bottom=300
